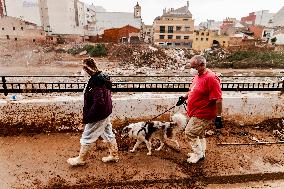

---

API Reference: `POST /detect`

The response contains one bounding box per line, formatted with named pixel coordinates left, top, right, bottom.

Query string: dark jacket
left=83, top=72, right=112, bottom=124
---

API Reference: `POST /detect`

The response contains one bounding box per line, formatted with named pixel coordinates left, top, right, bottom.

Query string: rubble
left=106, top=43, right=194, bottom=73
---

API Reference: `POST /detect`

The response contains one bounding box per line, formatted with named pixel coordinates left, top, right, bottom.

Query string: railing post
left=2, top=76, right=8, bottom=96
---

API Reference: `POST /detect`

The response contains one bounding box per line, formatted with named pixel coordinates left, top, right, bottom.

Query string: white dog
left=121, top=113, right=187, bottom=155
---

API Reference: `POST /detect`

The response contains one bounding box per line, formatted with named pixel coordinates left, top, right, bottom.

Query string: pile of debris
left=106, top=44, right=195, bottom=71
left=250, top=118, right=284, bottom=141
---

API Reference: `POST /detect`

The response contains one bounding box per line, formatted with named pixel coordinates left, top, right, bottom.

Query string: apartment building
left=153, top=1, right=194, bottom=48
left=192, top=29, right=229, bottom=51
left=142, top=24, right=153, bottom=43
left=241, top=11, right=274, bottom=27
left=199, top=20, right=222, bottom=32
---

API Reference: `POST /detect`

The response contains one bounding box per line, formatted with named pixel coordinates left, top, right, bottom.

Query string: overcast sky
left=82, top=0, right=283, bottom=25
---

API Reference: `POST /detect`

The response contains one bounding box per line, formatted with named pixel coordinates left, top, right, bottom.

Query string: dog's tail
left=172, top=113, right=187, bottom=129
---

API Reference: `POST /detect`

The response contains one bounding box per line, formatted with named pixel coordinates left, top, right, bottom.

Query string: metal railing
left=1, top=76, right=283, bottom=95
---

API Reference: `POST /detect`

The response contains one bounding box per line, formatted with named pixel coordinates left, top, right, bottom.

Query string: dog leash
left=137, top=105, right=177, bottom=135
left=147, top=105, right=177, bottom=123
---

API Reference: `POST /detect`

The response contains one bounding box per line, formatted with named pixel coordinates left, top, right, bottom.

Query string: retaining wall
left=0, top=92, right=283, bottom=135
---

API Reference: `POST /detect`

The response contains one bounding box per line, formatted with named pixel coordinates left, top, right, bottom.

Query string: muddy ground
left=1, top=119, right=284, bottom=189
left=1, top=41, right=284, bottom=188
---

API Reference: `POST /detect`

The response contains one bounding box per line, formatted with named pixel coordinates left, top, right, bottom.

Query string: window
left=206, top=38, right=208, bottom=41
left=206, top=33, right=209, bottom=36
left=185, top=26, right=190, bottom=31
left=223, top=41, right=226, bottom=43
left=176, top=36, right=181, bottom=39
left=159, top=35, right=165, bottom=39
left=184, top=36, right=189, bottom=39
left=183, top=19, right=189, bottom=21
left=147, top=32, right=150, bottom=35
left=14, top=38, right=17, bottom=41
left=201, top=32, right=204, bottom=36
left=1, top=28, right=4, bottom=30
left=201, top=38, right=204, bottom=41
left=160, top=26, right=165, bottom=33
left=168, top=26, right=174, bottom=33
left=196, top=38, right=198, bottom=40
left=33, top=39, right=36, bottom=42
left=13, top=27, right=15, bottom=30
left=168, top=35, right=173, bottom=39
left=175, top=43, right=181, bottom=46
left=21, top=27, right=24, bottom=30
left=6, top=35, right=9, bottom=40
left=167, top=43, right=172, bottom=46
left=176, top=26, right=182, bottom=31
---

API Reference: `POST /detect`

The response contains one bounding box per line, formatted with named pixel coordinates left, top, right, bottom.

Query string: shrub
left=83, top=44, right=95, bottom=53
left=67, top=47, right=82, bottom=55
left=88, top=44, right=107, bottom=57
left=226, top=51, right=256, bottom=62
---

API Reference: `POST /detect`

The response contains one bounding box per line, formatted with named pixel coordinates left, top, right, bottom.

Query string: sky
left=82, top=0, right=283, bottom=25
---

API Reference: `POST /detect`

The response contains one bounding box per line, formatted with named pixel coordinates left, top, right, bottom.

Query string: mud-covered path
left=1, top=130, right=284, bottom=189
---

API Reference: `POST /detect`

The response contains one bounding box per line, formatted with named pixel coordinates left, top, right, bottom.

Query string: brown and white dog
left=121, top=113, right=187, bottom=155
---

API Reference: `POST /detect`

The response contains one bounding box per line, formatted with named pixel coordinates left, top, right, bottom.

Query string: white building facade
left=4, top=0, right=88, bottom=35
left=92, top=3, right=142, bottom=35
left=5, top=0, right=42, bottom=26
left=255, top=10, right=274, bottom=27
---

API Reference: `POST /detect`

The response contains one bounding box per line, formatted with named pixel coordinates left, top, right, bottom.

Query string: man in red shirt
left=176, top=55, right=223, bottom=164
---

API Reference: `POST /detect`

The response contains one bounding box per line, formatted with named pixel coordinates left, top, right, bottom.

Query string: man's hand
left=176, top=96, right=186, bottom=106
left=215, top=116, right=223, bottom=129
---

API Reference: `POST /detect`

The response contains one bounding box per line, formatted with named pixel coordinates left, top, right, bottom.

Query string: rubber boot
left=187, top=138, right=203, bottom=164
left=102, top=140, right=119, bottom=163
left=67, top=145, right=90, bottom=166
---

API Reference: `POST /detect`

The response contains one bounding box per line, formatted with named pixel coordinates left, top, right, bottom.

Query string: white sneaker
left=102, top=155, right=119, bottom=163
left=187, top=153, right=203, bottom=163
left=188, top=152, right=205, bottom=160
left=67, top=156, right=86, bottom=166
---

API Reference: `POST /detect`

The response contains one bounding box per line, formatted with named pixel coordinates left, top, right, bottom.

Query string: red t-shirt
left=187, top=69, right=222, bottom=120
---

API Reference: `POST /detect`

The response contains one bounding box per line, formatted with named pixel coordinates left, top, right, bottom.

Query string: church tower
left=134, top=2, right=141, bottom=18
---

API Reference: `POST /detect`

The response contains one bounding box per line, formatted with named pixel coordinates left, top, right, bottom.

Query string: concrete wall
left=5, top=0, right=41, bottom=26
left=0, top=16, right=45, bottom=41
left=0, top=93, right=283, bottom=135
left=46, top=0, right=79, bottom=35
